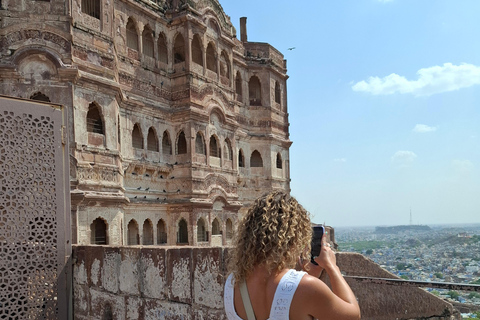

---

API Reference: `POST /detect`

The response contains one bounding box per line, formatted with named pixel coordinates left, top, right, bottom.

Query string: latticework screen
left=0, top=96, right=70, bottom=319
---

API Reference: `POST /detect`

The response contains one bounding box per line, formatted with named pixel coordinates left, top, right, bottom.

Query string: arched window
left=87, top=103, right=104, bottom=135
left=206, top=42, right=216, bottom=73
left=238, top=149, right=245, bottom=168
left=157, top=33, right=168, bottom=64
left=275, top=81, right=281, bottom=104
left=157, top=219, right=167, bottom=244
left=220, top=51, right=230, bottom=79
left=251, top=150, right=263, bottom=167
left=177, top=131, right=187, bottom=154
left=132, top=124, right=143, bottom=149
left=127, top=220, right=139, bottom=245
left=276, top=152, right=283, bottom=169
left=224, top=139, right=233, bottom=160
left=142, top=26, right=154, bottom=58
left=177, top=219, right=188, bottom=244
left=82, top=0, right=100, bottom=19
left=117, top=115, right=121, bottom=145
left=212, top=218, right=220, bottom=235
left=162, top=131, right=172, bottom=155
left=173, top=33, right=185, bottom=64
left=30, top=92, right=51, bottom=102
left=143, top=219, right=154, bottom=245
left=209, top=136, right=220, bottom=158
left=235, top=72, right=242, bottom=101
left=226, top=219, right=233, bottom=240
left=197, top=218, right=207, bottom=242
left=191, top=34, right=203, bottom=66
left=126, top=18, right=138, bottom=51
left=195, top=132, right=205, bottom=155
left=90, top=218, right=107, bottom=245
left=249, top=76, right=262, bottom=106
left=147, top=127, right=158, bottom=152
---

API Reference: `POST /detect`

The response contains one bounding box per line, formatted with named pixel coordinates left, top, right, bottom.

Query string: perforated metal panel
left=0, top=96, right=71, bottom=319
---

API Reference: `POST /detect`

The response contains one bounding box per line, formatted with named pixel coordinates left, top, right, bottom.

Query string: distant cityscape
left=336, top=223, right=480, bottom=310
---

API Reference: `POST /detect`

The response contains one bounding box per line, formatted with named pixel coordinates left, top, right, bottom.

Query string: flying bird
left=287, top=47, right=296, bottom=50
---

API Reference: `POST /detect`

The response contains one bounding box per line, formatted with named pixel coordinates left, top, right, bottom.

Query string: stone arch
left=209, top=135, right=221, bottom=158
left=142, top=219, right=154, bottom=245
left=132, top=123, right=143, bottom=149
left=249, top=75, right=262, bottom=106
left=87, top=102, right=105, bottom=135
left=219, top=50, right=230, bottom=79
left=197, top=217, right=207, bottom=242
left=162, top=130, right=172, bottom=155
left=173, top=32, right=186, bottom=64
left=176, top=130, right=187, bottom=154
left=127, top=219, right=139, bottom=245
left=208, top=19, right=220, bottom=35
left=206, top=42, right=217, bottom=73
left=238, top=149, right=245, bottom=168
left=157, top=32, right=168, bottom=64
left=235, top=71, right=242, bottom=99
left=276, top=152, right=283, bottom=169
left=191, top=34, right=203, bottom=66
left=195, top=131, right=206, bottom=155
left=16, top=50, right=59, bottom=83
left=226, top=218, right=233, bottom=240
left=251, top=150, right=263, bottom=167
left=147, top=127, right=159, bottom=152
left=209, top=107, right=225, bottom=126
left=157, top=219, right=167, bottom=244
left=223, top=138, right=233, bottom=161
left=126, top=17, right=139, bottom=51
left=30, top=92, right=51, bottom=102
left=142, top=25, right=154, bottom=58
left=212, top=218, right=220, bottom=235
left=275, top=81, right=281, bottom=104
left=90, top=217, right=108, bottom=245
left=177, top=218, right=188, bottom=244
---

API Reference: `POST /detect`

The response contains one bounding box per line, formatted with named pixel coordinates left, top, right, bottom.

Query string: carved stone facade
left=0, top=0, right=291, bottom=246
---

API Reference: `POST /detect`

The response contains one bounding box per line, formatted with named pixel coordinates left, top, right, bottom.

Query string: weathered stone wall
left=73, top=246, right=459, bottom=320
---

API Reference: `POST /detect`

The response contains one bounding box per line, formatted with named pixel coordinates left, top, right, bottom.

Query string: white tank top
left=224, top=269, right=307, bottom=320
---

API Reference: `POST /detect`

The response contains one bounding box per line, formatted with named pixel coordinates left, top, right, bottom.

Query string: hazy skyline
left=222, top=0, right=480, bottom=227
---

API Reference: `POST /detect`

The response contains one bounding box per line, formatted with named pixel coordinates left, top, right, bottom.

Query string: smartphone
left=310, top=225, right=325, bottom=265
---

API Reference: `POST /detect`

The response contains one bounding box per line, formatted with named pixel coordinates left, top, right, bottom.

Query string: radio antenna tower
left=410, top=208, right=413, bottom=225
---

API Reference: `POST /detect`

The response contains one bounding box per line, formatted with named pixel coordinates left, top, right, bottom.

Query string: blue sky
left=221, top=0, right=480, bottom=227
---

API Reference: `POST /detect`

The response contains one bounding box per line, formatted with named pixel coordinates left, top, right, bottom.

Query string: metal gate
left=0, top=96, right=71, bottom=319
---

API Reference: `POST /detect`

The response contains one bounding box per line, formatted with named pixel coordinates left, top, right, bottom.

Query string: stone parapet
left=73, top=246, right=460, bottom=320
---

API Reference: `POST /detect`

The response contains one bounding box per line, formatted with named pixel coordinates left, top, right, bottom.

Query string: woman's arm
left=298, top=235, right=361, bottom=320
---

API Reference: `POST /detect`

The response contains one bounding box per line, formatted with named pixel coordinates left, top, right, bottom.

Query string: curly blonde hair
left=228, top=190, right=312, bottom=283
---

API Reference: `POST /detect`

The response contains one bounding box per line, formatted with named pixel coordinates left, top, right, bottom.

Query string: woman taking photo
left=224, top=190, right=360, bottom=320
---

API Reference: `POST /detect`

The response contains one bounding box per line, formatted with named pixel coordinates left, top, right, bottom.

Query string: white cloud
left=452, top=160, right=474, bottom=175
left=334, top=158, right=347, bottom=163
left=391, top=150, right=417, bottom=167
left=413, top=124, right=437, bottom=133
left=352, top=63, right=480, bottom=96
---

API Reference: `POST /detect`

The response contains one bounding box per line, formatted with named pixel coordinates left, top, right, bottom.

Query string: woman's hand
left=313, top=234, right=337, bottom=272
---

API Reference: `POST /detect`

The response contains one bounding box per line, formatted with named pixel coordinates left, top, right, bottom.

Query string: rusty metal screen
left=0, top=96, right=71, bottom=319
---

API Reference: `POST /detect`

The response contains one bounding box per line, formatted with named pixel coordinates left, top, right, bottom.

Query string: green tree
left=434, top=272, right=444, bottom=279
left=365, top=249, right=373, bottom=255
left=447, top=291, right=459, bottom=300
left=471, top=278, right=480, bottom=285
left=468, top=292, right=480, bottom=299
left=431, top=290, right=440, bottom=296
left=400, top=275, right=409, bottom=280
left=396, top=263, right=407, bottom=270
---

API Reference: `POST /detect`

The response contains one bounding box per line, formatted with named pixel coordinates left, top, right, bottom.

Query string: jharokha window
left=142, top=26, right=154, bottom=58
left=126, top=18, right=138, bottom=51
left=82, top=0, right=100, bottom=19
left=249, top=76, right=262, bottom=106
left=86, top=103, right=104, bottom=135
left=174, top=33, right=186, bottom=64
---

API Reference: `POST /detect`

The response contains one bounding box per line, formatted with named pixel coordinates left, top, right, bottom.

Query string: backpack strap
left=239, top=280, right=256, bottom=320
